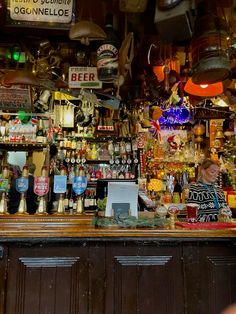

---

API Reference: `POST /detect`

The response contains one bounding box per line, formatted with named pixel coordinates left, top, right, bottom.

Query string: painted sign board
left=0, top=86, right=32, bottom=110
left=9, top=0, right=74, bottom=24
left=69, top=67, right=102, bottom=89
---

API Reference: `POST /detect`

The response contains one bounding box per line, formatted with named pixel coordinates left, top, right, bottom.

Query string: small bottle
left=36, top=119, right=46, bottom=143
left=69, top=166, right=75, bottom=183
left=97, top=13, right=119, bottom=82
left=172, top=192, right=181, bottom=204
left=90, top=144, right=98, bottom=160
left=68, top=191, right=74, bottom=214
left=64, top=189, right=69, bottom=213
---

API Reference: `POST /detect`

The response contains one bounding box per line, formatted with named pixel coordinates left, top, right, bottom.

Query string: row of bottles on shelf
left=57, top=138, right=139, bottom=164
left=0, top=118, right=48, bottom=143
left=61, top=163, right=137, bottom=182
left=62, top=187, right=97, bottom=214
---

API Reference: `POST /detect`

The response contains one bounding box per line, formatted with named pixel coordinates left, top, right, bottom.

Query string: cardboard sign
left=9, top=0, right=74, bottom=24
left=69, top=67, right=102, bottom=89
left=73, top=176, right=87, bottom=195
left=0, top=86, right=32, bottom=110
left=16, top=177, right=29, bottom=193
left=34, top=176, right=49, bottom=196
left=53, top=175, right=67, bottom=194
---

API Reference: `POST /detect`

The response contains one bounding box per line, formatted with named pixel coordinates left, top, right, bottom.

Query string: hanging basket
left=119, top=0, right=148, bottom=12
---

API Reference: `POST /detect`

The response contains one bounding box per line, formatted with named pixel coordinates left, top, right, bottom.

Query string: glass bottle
left=36, top=119, right=45, bottom=143
left=97, top=13, right=119, bottom=82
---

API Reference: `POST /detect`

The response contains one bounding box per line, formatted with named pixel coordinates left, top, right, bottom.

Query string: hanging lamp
left=69, top=20, right=107, bottom=45
left=184, top=78, right=224, bottom=97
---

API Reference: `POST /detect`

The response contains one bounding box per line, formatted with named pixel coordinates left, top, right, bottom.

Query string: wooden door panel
left=205, top=254, right=236, bottom=314
left=6, top=246, right=88, bottom=314
left=0, top=245, right=8, bottom=314
left=105, top=243, right=184, bottom=314
left=183, top=242, right=236, bottom=314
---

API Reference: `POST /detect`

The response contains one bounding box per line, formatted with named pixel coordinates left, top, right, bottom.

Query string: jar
left=163, top=191, right=172, bottom=203
left=172, top=192, right=180, bottom=204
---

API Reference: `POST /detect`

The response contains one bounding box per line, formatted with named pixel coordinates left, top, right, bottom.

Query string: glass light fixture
left=184, top=78, right=223, bottom=97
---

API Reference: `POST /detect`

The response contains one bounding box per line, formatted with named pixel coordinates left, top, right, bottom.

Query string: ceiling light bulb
left=200, top=84, right=208, bottom=88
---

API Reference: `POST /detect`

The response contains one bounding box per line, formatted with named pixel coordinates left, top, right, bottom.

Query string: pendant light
left=184, top=78, right=224, bottom=97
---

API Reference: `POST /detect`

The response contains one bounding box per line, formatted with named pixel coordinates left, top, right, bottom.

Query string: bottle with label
left=97, top=13, right=119, bottom=82
left=36, top=119, right=46, bottom=143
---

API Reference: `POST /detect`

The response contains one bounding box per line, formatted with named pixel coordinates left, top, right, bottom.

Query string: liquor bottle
left=64, top=189, right=69, bottom=213
left=68, top=189, right=74, bottom=214
left=90, top=144, right=98, bottom=160
left=36, top=119, right=46, bottom=143
left=97, top=13, right=119, bottom=82
left=84, top=190, right=90, bottom=211
left=68, top=166, right=75, bottom=184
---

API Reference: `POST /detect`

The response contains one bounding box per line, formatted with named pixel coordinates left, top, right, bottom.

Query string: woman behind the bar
left=187, top=158, right=229, bottom=222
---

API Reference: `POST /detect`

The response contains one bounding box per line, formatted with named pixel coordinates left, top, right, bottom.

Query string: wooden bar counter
left=0, top=215, right=235, bottom=314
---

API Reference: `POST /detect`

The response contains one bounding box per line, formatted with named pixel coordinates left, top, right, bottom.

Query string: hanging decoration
left=159, top=104, right=190, bottom=125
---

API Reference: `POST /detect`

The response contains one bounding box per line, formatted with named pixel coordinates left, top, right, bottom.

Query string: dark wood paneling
left=88, top=243, right=106, bottom=314
left=105, top=242, right=184, bottom=314
left=6, top=246, right=89, bottom=314
left=1, top=240, right=236, bottom=314
left=201, top=244, right=236, bottom=314
left=0, top=245, right=8, bottom=314
left=183, top=242, right=236, bottom=314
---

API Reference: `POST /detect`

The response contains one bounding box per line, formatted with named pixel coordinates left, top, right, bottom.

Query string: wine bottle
left=36, top=119, right=46, bottom=143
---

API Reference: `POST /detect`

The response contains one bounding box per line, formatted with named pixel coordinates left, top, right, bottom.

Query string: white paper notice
left=105, top=182, right=138, bottom=218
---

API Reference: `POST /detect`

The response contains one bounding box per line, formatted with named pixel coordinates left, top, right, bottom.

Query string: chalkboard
left=0, top=86, right=32, bottom=110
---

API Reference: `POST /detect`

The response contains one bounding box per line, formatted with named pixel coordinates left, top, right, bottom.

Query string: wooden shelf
left=0, top=142, right=48, bottom=151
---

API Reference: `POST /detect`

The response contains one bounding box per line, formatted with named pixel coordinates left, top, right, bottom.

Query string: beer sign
left=69, top=67, right=102, bottom=89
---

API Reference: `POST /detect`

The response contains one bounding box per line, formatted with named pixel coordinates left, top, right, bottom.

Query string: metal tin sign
left=53, top=175, right=67, bottom=194
left=9, top=0, right=74, bottom=24
left=73, top=176, right=87, bottom=195
left=34, top=176, right=49, bottom=196
left=16, top=177, right=29, bottom=193
left=0, top=179, right=9, bottom=192
left=69, top=67, right=102, bottom=89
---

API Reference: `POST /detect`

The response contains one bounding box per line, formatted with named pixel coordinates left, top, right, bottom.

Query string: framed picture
left=112, top=203, right=130, bottom=218
left=0, top=85, right=32, bottom=111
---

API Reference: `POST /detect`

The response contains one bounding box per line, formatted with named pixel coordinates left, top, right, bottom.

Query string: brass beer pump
left=56, top=166, right=67, bottom=214
left=36, top=166, right=49, bottom=215
left=16, top=165, right=29, bottom=215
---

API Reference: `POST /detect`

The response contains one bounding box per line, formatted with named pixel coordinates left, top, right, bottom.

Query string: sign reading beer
left=9, top=0, right=74, bottom=24
left=69, top=67, right=102, bottom=89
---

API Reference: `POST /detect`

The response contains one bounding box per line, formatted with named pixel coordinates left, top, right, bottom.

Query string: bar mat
left=175, top=222, right=236, bottom=229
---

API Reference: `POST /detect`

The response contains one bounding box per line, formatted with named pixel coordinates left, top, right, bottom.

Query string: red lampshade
left=184, top=78, right=224, bottom=97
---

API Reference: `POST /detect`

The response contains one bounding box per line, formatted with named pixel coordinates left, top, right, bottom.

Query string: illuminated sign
left=9, top=0, right=74, bottom=24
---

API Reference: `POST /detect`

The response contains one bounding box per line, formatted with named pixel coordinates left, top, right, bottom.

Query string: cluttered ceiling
left=0, top=0, right=236, bottom=117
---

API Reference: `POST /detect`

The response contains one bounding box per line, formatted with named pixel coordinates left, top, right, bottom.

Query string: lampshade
left=184, top=78, right=224, bottom=97
left=69, top=20, right=106, bottom=45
